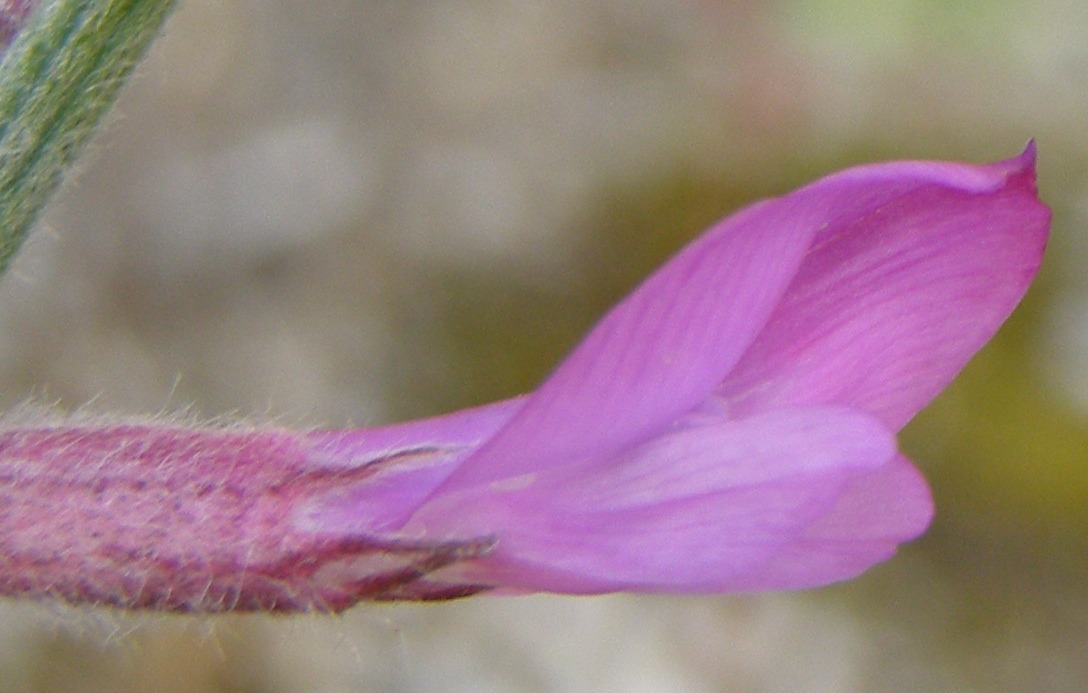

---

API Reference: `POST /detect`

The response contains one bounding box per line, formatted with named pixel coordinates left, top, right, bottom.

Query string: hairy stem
left=0, top=0, right=178, bottom=274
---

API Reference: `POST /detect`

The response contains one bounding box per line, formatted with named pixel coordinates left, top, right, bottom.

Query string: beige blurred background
left=1, top=0, right=1087, bottom=691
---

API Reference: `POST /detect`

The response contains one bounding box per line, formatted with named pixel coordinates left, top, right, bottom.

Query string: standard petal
left=436, top=146, right=1047, bottom=493
left=415, top=406, right=920, bottom=593
left=719, top=144, right=1049, bottom=429
left=434, top=198, right=821, bottom=490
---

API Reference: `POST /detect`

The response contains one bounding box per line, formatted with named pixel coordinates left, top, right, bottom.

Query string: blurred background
left=1, top=0, right=1086, bottom=691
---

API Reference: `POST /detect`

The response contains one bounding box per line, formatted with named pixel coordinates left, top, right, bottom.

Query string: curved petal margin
left=414, top=406, right=920, bottom=593
left=720, top=143, right=1049, bottom=429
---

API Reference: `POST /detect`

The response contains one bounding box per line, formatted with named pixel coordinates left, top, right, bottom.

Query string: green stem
left=0, top=0, right=177, bottom=274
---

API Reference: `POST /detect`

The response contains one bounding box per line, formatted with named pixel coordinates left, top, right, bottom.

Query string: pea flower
left=0, top=145, right=1049, bottom=612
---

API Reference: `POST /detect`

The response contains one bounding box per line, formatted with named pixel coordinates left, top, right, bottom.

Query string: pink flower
left=0, top=145, right=1049, bottom=612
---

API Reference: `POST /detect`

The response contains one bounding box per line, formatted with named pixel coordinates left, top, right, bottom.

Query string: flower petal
left=300, top=398, right=523, bottom=534
left=742, top=455, right=933, bottom=590
left=308, top=397, right=522, bottom=470
left=437, top=146, right=1047, bottom=494
left=436, top=199, right=822, bottom=490
left=719, top=144, right=1049, bottom=429
left=417, top=406, right=922, bottom=593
